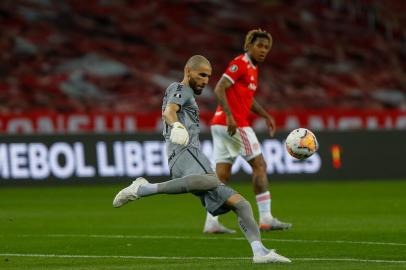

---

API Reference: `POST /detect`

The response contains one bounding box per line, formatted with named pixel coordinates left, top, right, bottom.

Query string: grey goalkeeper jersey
left=162, top=82, right=201, bottom=167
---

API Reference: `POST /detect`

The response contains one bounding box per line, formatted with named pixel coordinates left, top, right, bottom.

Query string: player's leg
left=244, top=127, right=291, bottom=231
left=223, top=193, right=291, bottom=263
left=204, top=125, right=235, bottom=233
left=216, top=162, right=233, bottom=183
left=248, top=154, right=273, bottom=223
left=113, top=174, right=222, bottom=207
left=203, top=162, right=235, bottom=233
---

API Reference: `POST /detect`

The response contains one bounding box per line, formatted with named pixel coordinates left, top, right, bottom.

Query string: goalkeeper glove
left=170, top=122, right=189, bottom=145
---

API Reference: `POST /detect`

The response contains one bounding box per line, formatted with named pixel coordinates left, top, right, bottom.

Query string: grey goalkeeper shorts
left=170, top=147, right=237, bottom=216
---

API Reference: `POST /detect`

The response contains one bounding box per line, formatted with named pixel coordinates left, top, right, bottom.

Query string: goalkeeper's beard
left=189, top=77, right=203, bottom=95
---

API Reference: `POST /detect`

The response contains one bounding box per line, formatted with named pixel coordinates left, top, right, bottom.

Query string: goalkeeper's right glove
left=170, top=122, right=189, bottom=145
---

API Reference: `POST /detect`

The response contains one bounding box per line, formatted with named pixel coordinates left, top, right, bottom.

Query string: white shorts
left=211, top=125, right=262, bottom=164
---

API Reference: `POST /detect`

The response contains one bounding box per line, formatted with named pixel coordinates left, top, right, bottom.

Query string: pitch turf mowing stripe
left=1, top=253, right=406, bottom=264
left=7, top=234, right=406, bottom=247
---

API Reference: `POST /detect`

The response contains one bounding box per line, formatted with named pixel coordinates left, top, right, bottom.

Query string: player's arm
left=163, top=103, right=181, bottom=126
left=214, top=77, right=237, bottom=136
left=163, top=103, right=189, bottom=145
left=251, top=98, right=276, bottom=137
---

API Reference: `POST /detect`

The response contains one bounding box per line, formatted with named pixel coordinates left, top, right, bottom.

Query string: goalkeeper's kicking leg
left=113, top=175, right=291, bottom=263
left=113, top=174, right=222, bottom=206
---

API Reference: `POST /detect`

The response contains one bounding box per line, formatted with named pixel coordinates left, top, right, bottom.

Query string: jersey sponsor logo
left=229, top=64, right=238, bottom=72
left=248, top=83, right=257, bottom=91
left=174, top=93, right=181, bottom=98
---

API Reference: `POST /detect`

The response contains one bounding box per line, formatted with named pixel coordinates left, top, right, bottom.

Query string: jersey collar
left=244, top=53, right=257, bottom=69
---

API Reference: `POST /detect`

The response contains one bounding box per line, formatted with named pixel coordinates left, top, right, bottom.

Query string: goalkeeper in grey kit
left=112, top=55, right=290, bottom=263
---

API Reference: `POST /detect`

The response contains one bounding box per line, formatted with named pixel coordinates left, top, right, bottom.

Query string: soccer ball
left=285, top=128, right=318, bottom=160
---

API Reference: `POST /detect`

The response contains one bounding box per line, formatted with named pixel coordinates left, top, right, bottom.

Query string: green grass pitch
left=1, top=180, right=406, bottom=269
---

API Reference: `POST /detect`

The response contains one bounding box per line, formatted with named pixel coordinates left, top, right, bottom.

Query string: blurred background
left=0, top=0, right=405, bottom=182
left=0, top=0, right=405, bottom=133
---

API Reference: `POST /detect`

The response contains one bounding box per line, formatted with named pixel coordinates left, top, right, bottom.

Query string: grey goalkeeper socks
left=137, top=183, right=158, bottom=197
left=233, top=199, right=261, bottom=243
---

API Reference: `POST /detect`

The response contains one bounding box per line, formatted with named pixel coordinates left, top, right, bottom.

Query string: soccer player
left=113, top=55, right=291, bottom=263
left=203, top=29, right=292, bottom=234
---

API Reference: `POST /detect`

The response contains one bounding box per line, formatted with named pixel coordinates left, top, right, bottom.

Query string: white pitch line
left=1, top=253, right=406, bottom=264
left=0, top=253, right=248, bottom=261
left=9, top=233, right=406, bottom=247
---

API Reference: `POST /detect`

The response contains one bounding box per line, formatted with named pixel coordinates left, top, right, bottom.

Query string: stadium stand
left=0, top=0, right=405, bottom=114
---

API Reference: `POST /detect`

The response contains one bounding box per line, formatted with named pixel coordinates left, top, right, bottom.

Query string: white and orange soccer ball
left=285, top=128, right=318, bottom=160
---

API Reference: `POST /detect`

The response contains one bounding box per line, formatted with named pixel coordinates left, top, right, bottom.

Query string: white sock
left=256, top=191, right=273, bottom=222
left=137, top=183, right=158, bottom=197
left=205, top=212, right=219, bottom=225
left=250, top=240, right=269, bottom=256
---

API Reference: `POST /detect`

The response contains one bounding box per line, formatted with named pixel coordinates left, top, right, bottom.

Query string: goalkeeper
left=113, top=55, right=290, bottom=264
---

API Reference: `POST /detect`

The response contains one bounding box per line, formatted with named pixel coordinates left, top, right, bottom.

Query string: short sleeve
left=222, top=59, right=247, bottom=84
left=167, top=83, right=193, bottom=108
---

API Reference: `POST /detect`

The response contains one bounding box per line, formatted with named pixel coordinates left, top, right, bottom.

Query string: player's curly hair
left=244, top=28, right=272, bottom=51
